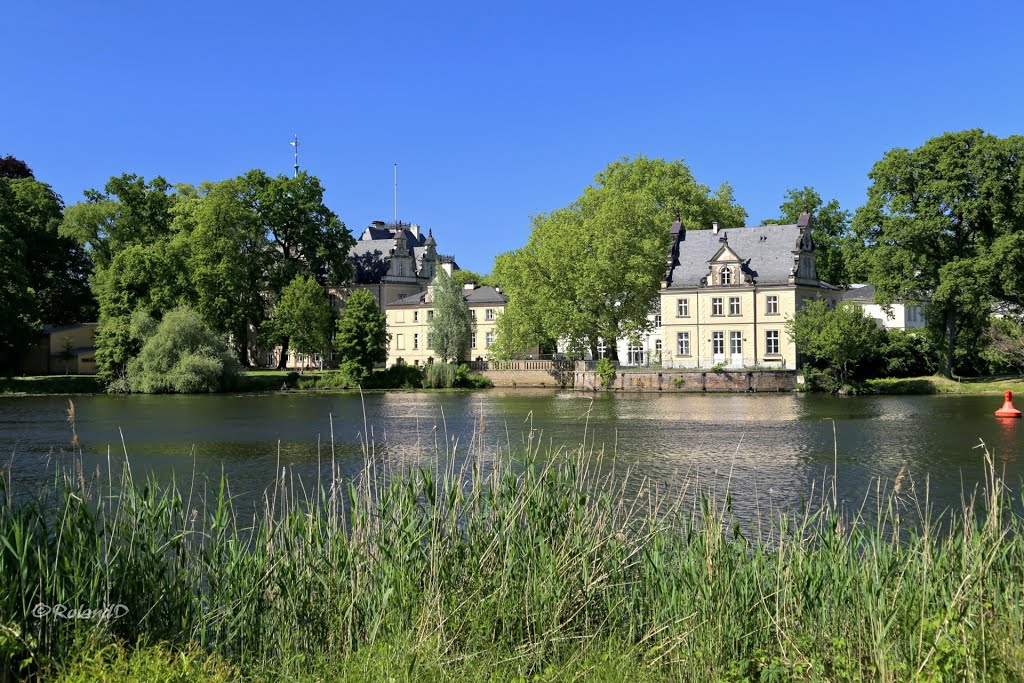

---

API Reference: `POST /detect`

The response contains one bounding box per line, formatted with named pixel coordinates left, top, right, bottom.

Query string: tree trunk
left=944, top=307, right=956, bottom=379
left=277, top=336, right=290, bottom=370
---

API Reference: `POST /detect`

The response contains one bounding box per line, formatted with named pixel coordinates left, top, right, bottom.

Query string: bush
left=595, top=357, right=616, bottom=388
left=125, top=308, right=239, bottom=394
left=423, top=362, right=457, bottom=388
left=455, top=363, right=493, bottom=388
left=364, top=364, right=424, bottom=389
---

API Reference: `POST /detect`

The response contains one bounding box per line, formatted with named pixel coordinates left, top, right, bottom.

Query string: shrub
left=423, top=362, right=457, bottom=388
left=455, top=363, right=493, bottom=388
left=364, top=364, right=424, bottom=389
left=595, top=357, right=616, bottom=388
left=125, top=307, right=239, bottom=394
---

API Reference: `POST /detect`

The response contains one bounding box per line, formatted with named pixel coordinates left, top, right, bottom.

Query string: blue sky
left=4, top=1, right=1022, bottom=272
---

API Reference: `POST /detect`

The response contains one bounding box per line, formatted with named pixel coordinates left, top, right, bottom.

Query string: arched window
left=719, top=266, right=732, bottom=285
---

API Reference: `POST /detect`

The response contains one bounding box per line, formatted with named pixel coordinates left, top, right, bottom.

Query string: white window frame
left=677, top=332, right=690, bottom=356
left=766, top=295, right=779, bottom=315
left=730, top=331, right=742, bottom=355
left=485, top=308, right=495, bottom=321
left=711, top=298, right=723, bottom=316
left=712, top=331, right=724, bottom=355
left=485, top=331, right=494, bottom=348
left=677, top=298, right=689, bottom=317
left=765, top=330, right=780, bottom=355
left=720, top=266, right=732, bottom=285
left=729, top=297, right=741, bottom=316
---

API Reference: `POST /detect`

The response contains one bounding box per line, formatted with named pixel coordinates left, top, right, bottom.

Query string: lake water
left=0, top=389, right=1020, bottom=522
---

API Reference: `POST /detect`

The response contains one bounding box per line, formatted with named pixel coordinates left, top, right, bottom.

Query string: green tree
left=0, top=167, right=96, bottom=372
left=334, top=289, right=390, bottom=378
left=0, top=181, right=36, bottom=371
left=852, top=130, right=1024, bottom=377
left=264, top=275, right=334, bottom=370
left=492, top=155, right=746, bottom=359
left=450, top=269, right=494, bottom=288
left=983, top=317, right=1024, bottom=373
left=178, top=178, right=271, bottom=366
left=765, top=186, right=852, bottom=286
left=242, top=170, right=355, bottom=367
left=428, top=269, right=472, bottom=363
left=62, top=174, right=189, bottom=381
left=786, top=300, right=884, bottom=390
left=126, top=307, right=239, bottom=394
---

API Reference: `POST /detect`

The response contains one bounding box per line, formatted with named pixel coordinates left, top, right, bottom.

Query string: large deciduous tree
left=491, top=156, right=746, bottom=360
left=178, top=178, right=271, bottom=366
left=765, top=187, right=852, bottom=286
left=62, top=174, right=189, bottom=382
left=852, top=130, right=1024, bottom=377
left=0, top=162, right=96, bottom=373
left=243, top=170, right=355, bottom=368
left=428, top=269, right=472, bottom=363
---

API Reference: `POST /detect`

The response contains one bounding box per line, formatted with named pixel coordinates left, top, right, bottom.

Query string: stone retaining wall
left=481, top=368, right=574, bottom=387
left=573, top=369, right=796, bottom=392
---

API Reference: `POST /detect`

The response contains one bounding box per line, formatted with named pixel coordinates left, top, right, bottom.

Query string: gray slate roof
left=389, top=285, right=509, bottom=308
left=666, top=224, right=805, bottom=288
left=841, top=284, right=877, bottom=302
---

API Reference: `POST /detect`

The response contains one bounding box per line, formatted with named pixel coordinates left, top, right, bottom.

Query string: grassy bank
left=2, top=428, right=1023, bottom=682
left=0, top=375, right=104, bottom=395
left=866, top=374, right=1024, bottom=395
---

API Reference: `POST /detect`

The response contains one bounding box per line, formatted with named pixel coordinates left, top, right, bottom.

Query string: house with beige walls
left=660, top=213, right=840, bottom=370
left=385, top=284, right=511, bottom=366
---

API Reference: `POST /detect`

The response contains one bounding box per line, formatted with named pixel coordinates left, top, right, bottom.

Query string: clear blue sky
left=5, top=1, right=1022, bottom=273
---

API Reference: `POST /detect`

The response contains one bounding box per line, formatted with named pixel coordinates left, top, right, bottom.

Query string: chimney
left=796, top=212, right=812, bottom=229
left=372, top=220, right=386, bottom=228
left=712, top=220, right=720, bottom=234
left=410, top=223, right=420, bottom=238
left=463, top=283, right=475, bottom=291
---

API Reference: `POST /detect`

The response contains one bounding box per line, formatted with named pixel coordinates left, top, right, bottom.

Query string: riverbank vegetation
left=2, top=427, right=1022, bottom=681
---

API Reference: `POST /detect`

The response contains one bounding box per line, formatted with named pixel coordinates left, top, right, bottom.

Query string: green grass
left=866, top=374, right=1024, bottom=395
left=2, top=423, right=1024, bottom=681
left=0, top=375, right=104, bottom=395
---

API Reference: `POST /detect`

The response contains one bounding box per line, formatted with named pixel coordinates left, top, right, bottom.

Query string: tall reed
left=1, top=420, right=1022, bottom=681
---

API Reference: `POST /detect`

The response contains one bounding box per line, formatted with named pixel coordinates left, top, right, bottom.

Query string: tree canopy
left=765, top=187, right=852, bottom=286
left=786, top=300, right=884, bottom=390
left=492, top=155, right=746, bottom=359
left=0, top=163, right=95, bottom=372
left=851, top=130, right=1024, bottom=377
left=60, top=169, right=356, bottom=380
left=428, top=269, right=472, bottom=363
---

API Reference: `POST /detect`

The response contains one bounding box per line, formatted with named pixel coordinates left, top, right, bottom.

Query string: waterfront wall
left=574, top=368, right=796, bottom=392
left=474, top=359, right=796, bottom=391
left=477, top=360, right=575, bottom=387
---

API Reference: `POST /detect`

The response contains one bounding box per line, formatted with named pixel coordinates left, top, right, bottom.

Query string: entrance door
left=711, top=331, right=725, bottom=365
left=730, top=331, right=743, bottom=367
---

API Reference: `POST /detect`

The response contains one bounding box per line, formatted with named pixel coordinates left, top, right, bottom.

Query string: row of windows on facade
left=671, top=330, right=781, bottom=357
left=645, top=294, right=778, bottom=331
left=671, top=295, right=780, bottom=319
left=394, top=331, right=495, bottom=351
left=401, top=308, right=497, bottom=323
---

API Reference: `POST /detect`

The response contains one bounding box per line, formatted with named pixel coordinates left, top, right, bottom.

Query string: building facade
left=659, top=214, right=840, bottom=370
left=842, top=285, right=926, bottom=330
left=347, top=221, right=457, bottom=310
left=19, top=323, right=98, bottom=375
left=385, top=284, right=508, bottom=366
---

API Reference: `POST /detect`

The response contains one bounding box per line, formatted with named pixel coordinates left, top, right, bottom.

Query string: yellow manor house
left=660, top=213, right=840, bottom=370
left=385, top=284, right=508, bottom=366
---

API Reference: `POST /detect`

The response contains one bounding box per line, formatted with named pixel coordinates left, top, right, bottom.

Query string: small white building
left=843, top=284, right=925, bottom=330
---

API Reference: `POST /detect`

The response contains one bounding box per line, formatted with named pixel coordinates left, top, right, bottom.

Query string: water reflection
left=0, top=391, right=1019, bottom=525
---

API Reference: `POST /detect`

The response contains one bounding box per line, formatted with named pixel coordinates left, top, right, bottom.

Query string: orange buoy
left=995, top=390, right=1022, bottom=418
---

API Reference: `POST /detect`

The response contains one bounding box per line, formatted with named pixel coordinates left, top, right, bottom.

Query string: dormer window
left=719, top=266, right=733, bottom=285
